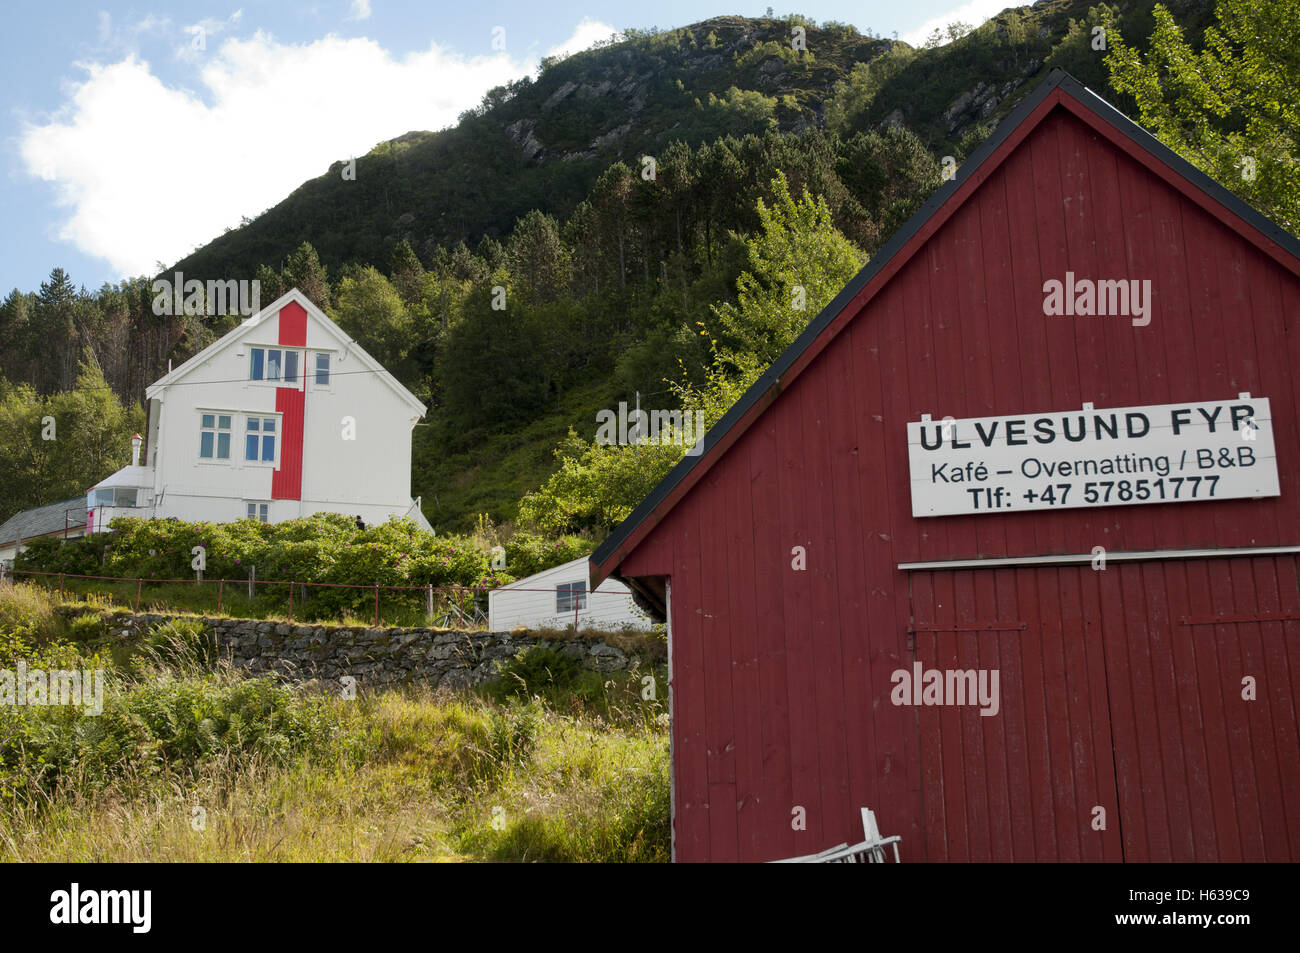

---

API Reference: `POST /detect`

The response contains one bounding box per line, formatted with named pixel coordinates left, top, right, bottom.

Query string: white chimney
left=131, top=433, right=143, bottom=467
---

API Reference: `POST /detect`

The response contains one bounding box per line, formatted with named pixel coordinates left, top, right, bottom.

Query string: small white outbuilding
left=488, top=555, right=646, bottom=632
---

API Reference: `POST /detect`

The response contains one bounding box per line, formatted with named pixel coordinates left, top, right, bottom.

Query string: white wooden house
left=489, top=556, right=647, bottom=631
left=85, top=288, right=432, bottom=532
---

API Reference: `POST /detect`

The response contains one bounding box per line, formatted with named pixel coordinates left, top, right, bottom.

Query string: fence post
left=426, top=584, right=433, bottom=620
left=217, top=578, right=224, bottom=614
left=59, top=572, right=65, bottom=599
left=288, top=581, right=294, bottom=621
left=373, top=582, right=380, bottom=627
left=134, top=577, right=142, bottom=612
left=249, top=565, right=255, bottom=599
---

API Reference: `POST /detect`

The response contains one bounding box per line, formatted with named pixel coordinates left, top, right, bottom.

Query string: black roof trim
left=592, top=69, right=1300, bottom=574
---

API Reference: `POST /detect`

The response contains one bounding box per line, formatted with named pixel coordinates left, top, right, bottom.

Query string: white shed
left=489, top=556, right=646, bottom=632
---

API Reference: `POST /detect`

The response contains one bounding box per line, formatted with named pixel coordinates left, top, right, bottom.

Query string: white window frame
left=198, top=411, right=234, bottom=463
left=312, top=350, right=334, bottom=391
left=249, top=345, right=305, bottom=389
left=556, top=581, right=587, bottom=614
left=245, top=501, right=270, bottom=523
left=243, top=414, right=281, bottom=467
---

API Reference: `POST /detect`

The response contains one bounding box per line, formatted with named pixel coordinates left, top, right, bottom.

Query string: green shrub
left=502, top=532, right=591, bottom=578
left=0, top=674, right=332, bottom=802
left=486, top=646, right=584, bottom=703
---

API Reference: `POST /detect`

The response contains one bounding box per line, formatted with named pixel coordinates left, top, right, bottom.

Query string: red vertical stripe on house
left=271, top=387, right=304, bottom=500
left=278, top=300, right=308, bottom=346
left=271, top=300, right=307, bottom=501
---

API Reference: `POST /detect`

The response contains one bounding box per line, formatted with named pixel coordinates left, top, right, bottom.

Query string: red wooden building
left=591, top=71, right=1300, bottom=862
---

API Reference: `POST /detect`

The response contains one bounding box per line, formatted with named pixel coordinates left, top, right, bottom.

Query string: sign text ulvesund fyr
left=907, top=397, right=1280, bottom=517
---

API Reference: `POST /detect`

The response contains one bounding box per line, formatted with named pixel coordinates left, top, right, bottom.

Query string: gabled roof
left=145, top=288, right=427, bottom=415
left=89, top=466, right=153, bottom=491
left=591, top=69, right=1300, bottom=589
left=0, top=498, right=86, bottom=547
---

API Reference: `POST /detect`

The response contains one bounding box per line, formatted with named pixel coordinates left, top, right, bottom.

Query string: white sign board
left=907, top=397, right=1280, bottom=517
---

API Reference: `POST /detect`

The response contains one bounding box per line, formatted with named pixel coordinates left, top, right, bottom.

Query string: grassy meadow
left=0, top=583, right=670, bottom=862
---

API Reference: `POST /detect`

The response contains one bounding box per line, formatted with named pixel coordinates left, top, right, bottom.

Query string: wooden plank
left=746, top=419, right=795, bottom=861
left=1266, top=555, right=1300, bottom=858
left=775, top=382, right=823, bottom=854
left=1142, top=559, right=1195, bottom=859
left=1241, top=556, right=1290, bottom=861
left=698, top=468, right=737, bottom=820
left=1184, top=558, right=1241, bottom=860
left=994, top=567, right=1034, bottom=859
left=799, top=362, right=853, bottom=849
left=822, top=332, right=875, bottom=850
left=934, top=572, right=967, bottom=860
left=669, top=495, right=710, bottom=861
left=1213, top=559, right=1264, bottom=860
left=1161, top=559, right=1218, bottom=860
left=1078, top=564, right=1125, bottom=860
left=1056, top=564, right=1103, bottom=860
left=1030, top=114, right=1080, bottom=560
left=720, top=446, right=763, bottom=859
left=1097, top=562, right=1143, bottom=859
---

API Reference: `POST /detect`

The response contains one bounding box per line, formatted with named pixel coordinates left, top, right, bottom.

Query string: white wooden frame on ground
left=769, top=808, right=902, bottom=863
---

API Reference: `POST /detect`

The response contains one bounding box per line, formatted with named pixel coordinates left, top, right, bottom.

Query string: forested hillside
left=1, top=1, right=1239, bottom=530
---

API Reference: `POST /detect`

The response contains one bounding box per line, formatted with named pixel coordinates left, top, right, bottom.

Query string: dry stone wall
left=107, top=612, right=659, bottom=690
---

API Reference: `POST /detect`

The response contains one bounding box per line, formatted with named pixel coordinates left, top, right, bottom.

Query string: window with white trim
left=199, top=413, right=232, bottom=460
left=246, top=502, right=269, bottom=523
left=245, top=416, right=277, bottom=463
left=556, top=581, right=587, bottom=613
left=314, top=351, right=331, bottom=386
left=251, top=347, right=297, bottom=382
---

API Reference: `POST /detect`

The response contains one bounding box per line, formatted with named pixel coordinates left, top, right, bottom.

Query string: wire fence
left=0, top=566, right=632, bottom=630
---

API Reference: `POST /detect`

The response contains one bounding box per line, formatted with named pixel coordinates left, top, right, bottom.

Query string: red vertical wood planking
left=671, top=497, right=709, bottom=860
left=597, top=83, right=1300, bottom=861
left=776, top=384, right=822, bottom=853
left=747, top=421, right=795, bottom=860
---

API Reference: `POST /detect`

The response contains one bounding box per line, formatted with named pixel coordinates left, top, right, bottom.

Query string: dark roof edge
left=590, top=71, right=1068, bottom=573
left=592, top=68, right=1300, bottom=575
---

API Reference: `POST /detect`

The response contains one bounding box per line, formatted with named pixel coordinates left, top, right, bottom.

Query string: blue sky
left=1, top=0, right=1010, bottom=294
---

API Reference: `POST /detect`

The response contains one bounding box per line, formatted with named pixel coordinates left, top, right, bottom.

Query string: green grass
left=23, top=576, right=473, bottom=629
left=0, top=583, right=670, bottom=862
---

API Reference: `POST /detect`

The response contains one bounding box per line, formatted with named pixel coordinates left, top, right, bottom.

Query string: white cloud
left=348, top=1, right=372, bottom=22
left=901, top=0, right=1008, bottom=46
left=19, top=32, right=533, bottom=277
left=546, top=18, right=619, bottom=60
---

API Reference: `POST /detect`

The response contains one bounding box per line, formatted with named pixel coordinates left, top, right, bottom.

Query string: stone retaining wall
left=104, top=611, right=662, bottom=689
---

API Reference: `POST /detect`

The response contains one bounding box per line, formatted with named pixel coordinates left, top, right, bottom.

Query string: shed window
left=246, top=502, right=269, bottom=523
left=557, top=581, right=587, bottom=613
left=315, top=352, right=331, bottom=386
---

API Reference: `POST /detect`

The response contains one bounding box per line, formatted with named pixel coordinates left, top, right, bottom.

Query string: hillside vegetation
left=0, top=3, right=1230, bottom=534
left=0, top=583, right=669, bottom=862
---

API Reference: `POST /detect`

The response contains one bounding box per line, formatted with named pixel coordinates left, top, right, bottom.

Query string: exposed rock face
left=505, top=118, right=545, bottom=163
left=942, top=59, right=1041, bottom=134
left=106, top=612, right=659, bottom=691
